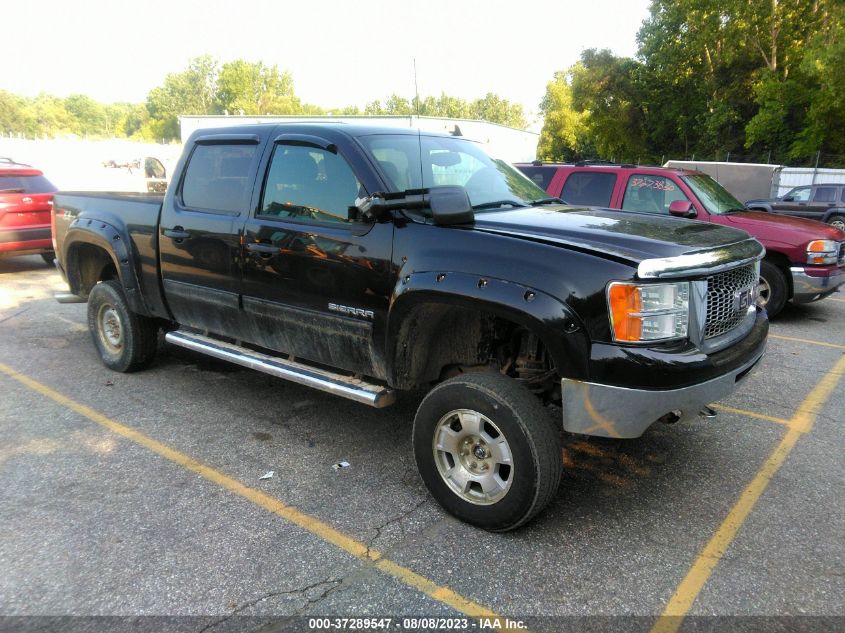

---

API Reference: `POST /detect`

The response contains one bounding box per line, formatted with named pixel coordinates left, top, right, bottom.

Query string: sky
left=5, top=0, right=652, bottom=125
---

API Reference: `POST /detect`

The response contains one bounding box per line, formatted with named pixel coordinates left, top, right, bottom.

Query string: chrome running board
left=165, top=330, right=396, bottom=408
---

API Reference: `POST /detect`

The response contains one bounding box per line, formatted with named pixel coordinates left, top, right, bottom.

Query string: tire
left=41, top=252, right=55, bottom=266
left=758, top=260, right=788, bottom=318
left=413, top=372, right=561, bottom=531
left=827, top=215, right=845, bottom=232
left=87, top=280, right=158, bottom=372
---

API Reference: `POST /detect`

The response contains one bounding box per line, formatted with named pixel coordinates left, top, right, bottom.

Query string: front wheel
left=413, top=373, right=561, bottom=531
left=87, top=280, right=159, bottom=372
left=758, top=260, right=788, bottom=318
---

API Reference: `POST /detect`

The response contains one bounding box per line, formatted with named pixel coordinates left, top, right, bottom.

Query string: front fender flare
left=386, top=271, right=590, bottom=387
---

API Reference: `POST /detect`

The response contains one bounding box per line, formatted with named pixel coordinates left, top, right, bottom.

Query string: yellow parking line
left=0, top=362, right=502, bottom=623
left=651, top=354, right=845, bottom=633
left=769, top=334, right=845, bottom=350
left=709, top=404, right=790, bottom=427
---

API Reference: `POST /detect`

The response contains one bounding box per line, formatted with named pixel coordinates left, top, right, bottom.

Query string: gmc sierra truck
left=53, top=124, right=768, bottom=530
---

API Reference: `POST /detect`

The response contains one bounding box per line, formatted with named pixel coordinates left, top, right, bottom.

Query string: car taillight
left=50, top=198, right=58, bottom=252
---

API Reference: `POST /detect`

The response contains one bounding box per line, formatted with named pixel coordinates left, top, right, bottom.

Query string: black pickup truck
left=53, top=123, right=768, bottom=530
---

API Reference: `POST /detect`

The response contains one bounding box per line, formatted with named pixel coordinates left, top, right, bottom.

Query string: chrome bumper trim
left=790, top=266, right=845, bottom=303
left=560, top=349, right=765, bottom=439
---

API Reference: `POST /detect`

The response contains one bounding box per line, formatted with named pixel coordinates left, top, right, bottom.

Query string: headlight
left=607, top=281, right=689, bottom=342
left=806, top=240, right=839, bottom=265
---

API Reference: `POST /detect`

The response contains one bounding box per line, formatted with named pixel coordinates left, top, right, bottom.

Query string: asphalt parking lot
left=1, top=254, right=843, bottom=633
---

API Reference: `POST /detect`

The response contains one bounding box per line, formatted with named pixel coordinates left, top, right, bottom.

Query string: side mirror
left=782, top=196, right=794, bottom=202
left=430, top=186, right=474, bottom=226
left=669, top=200, right=697, bottom=218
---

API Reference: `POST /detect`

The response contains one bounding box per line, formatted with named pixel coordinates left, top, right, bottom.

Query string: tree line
left=0, top=55, right=526, bottom=142
left=538, top=0, right=845, bottom=166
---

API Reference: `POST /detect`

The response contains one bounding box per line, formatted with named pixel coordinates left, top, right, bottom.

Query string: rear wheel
left=758, top=260, right=788, bottom=318
left=828, top=215, right=845, bottom=232
left=413, top=372, right=561, bottom=531
left=87, top=280, right=158, bottom=372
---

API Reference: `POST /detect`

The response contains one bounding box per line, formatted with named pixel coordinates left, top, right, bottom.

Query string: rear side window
left=181, top=144, right=258, bottom=213
left=621, top=175, right=689, bottom=214
left=0, top=174, right=56, bottom=193
left=561, top=172, right=617, bottom=207
left=518, top=166, right=556, bottom=191
left=813, top=187, right=836, bottom=203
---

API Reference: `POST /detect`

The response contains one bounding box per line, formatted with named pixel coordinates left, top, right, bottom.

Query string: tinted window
left=518, top=166, right=556, bottom=191
left=181, top=144, right=257, bottom=213
left=622, top=175, right=689, bottom=214
left=561, top=172, right=616, bottom=206
left=145, top=157, right=166, bottom=179
left=788, top=187, right=811, bottom=202
left=260, top=145, right=362, bottom=224
left=0, top=175, right=56, bottom=193
left=814, top=187, right=836, bottom=203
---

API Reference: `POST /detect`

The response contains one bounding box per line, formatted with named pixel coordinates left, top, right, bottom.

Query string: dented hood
left=470, top=205, right=754, bottom=264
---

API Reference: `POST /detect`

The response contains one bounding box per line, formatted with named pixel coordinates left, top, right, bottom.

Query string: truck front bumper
left=561, top=313, right=768, bottom=439
left=790, top=265, right=845, bottom=303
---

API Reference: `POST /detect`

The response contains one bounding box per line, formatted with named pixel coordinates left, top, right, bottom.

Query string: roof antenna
left=413, top=58, right=421, bottom=118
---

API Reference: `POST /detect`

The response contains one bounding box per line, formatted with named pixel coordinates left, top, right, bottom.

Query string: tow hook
left=699, top=406, right=717, bottom=419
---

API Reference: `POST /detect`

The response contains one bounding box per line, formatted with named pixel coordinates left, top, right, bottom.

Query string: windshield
left=357, top=134, right=547, bottom=211
left=681, top=174, right=744, bottom=215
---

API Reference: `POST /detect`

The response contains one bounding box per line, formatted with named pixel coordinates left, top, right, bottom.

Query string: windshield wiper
left=0, top=188, right=25, bottom=193
left=529, top=197, right=565, bottom=206
left=472, top=199, right=529, bottom=210
left=722, top=207, right=746, bottom=214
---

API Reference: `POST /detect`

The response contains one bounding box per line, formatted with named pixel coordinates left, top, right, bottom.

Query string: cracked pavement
left=1, top=255, right=843, bottom=629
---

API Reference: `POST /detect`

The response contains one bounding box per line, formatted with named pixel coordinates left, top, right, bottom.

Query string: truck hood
left=720, top=210, right=845, bottom=242
left=470, top=205, right=753, bottom=263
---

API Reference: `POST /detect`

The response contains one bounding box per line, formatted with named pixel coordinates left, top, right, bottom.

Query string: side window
left=621, top=175, right=689, bottom=214
left=145, top=157, right=166, bottom=179
left=789, top=187, right=811, bottom=202
left=181, top=144, right=257, bottom=213
left=260, top=145, right=362, bottom=224
left=813, top=187, right=836, bottom=203
left=561, top=172, right=617, bottom=207
left=518, top=166, right=556, bottom=191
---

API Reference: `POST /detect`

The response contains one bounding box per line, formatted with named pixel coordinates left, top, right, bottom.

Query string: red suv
left=0, top=158, right=57, bottom=265
left=516, top=162, right=845, bottom=317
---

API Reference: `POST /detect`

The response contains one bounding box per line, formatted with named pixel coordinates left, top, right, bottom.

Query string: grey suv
left=746, top=184, right=845, bottom=230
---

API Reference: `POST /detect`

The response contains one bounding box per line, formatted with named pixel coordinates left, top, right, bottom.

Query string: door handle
left=163, top=226, right=191, bottom=240
left=246, top=242, right=279, bottom=256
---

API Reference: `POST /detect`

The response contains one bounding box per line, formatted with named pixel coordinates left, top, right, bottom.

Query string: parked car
left=745, top=183, right=845, bottom=230
left=0, top=158, right=57, bottom=265
left=53, top=125, right=768, bottom=530
left=517, top=162, right=845, bottom=317
left=102, top=156, right=168, bottom=193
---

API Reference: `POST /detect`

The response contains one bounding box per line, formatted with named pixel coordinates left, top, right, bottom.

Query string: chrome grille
left=704, top=264, right=758, bottom=339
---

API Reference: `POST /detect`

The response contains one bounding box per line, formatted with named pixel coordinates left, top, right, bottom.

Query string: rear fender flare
left=63, top=219, right=150, bottom=316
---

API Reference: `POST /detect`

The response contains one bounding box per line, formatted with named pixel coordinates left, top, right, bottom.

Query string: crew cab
left=53, top=125, right=768, bottom=530
left=518, top=162, right=845, bottom=316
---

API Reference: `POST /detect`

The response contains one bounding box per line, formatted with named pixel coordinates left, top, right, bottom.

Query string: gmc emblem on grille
left=733, top=287, right=753, bottom=311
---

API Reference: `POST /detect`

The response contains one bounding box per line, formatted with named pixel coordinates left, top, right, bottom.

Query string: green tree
left=217, top=59, right=297, bottom=115
left=569, top=50, right=647, bottom=161
left=145, top=55, right=219, bottom=140
left=0, top=90, right=32, bottom=136
left=536, top=71, right=587, bottom=161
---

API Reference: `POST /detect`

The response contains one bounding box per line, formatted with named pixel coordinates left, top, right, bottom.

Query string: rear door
left=559, top=170, right=618, bottom=207
left=158, top=133, right=265, bottom=337
left=807, top=185, right=839, bottom=220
